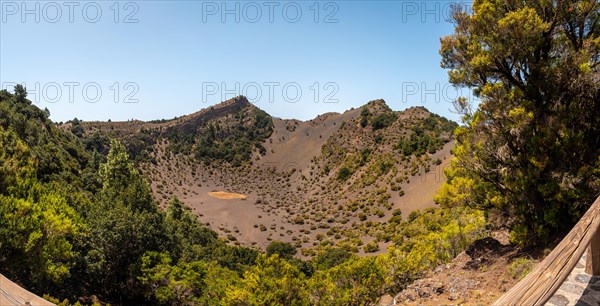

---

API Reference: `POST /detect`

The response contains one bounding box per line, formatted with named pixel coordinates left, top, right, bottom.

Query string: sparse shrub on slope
left=359, top=100, right=397, bottom=131
left=509, top=257, right=535, bottom=280
left=320, top=102, right=456, bottom=188
left=336, top=167, right=352, bottom=181
left=194, top=107, right=273, bottom=166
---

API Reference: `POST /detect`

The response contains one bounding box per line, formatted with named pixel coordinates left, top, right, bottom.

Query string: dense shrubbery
left=380, top=207, right=486, bottom=293
left=266, top=240, right=297, bottom=260
left=0, top=87, right=486, bottom=305
left=140, top=206, right=485, bottom=306
left=0, top=89, right=257, bottom=303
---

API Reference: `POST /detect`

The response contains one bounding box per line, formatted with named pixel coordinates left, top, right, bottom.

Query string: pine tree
left=437, top=0, right=600, bottom=246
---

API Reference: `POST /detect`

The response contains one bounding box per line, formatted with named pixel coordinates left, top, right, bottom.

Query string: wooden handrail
left=493, top=195, right=600, bottom=306
left=0, top=274, right=56, bottom=306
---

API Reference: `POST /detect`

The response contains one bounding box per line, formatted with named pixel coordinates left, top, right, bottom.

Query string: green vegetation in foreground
left=7, top=1, right=598, bottom=298
left=435, top=0, right=600, bottom=248
left=0, top=87, right=484, bottom=305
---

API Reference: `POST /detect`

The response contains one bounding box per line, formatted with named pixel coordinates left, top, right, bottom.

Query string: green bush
left=371, top=113, right=397, bottom=130
left=509, top=257, right=535, bottom=280
left=337, top=167, right=352, bottom=181
left=267, top=241, right=297, bottom=260
left=363, top=242, right=380, bottom=253
left=313, top=248, right=352, bottom=269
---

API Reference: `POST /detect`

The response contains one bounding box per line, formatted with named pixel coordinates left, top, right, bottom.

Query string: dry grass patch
left=208, top=191, right=247, bottom=200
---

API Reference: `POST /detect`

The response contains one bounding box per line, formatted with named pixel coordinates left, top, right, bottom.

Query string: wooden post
left=586, top=228, right=600, bottom=275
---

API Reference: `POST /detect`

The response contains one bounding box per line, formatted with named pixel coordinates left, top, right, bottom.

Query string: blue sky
left=0, top=1, right=473, bottom=122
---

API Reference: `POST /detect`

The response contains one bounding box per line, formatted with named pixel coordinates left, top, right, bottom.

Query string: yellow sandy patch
left=208, top=191, right=247, bottom=200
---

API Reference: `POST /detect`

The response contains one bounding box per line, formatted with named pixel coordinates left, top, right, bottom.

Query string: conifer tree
left=437, top=0, right=600, bottom=246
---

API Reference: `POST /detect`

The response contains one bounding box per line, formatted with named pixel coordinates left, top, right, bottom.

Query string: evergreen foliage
left=0, top=86, right=486, bottom=305
left=436, top=0, right=600, bottom=247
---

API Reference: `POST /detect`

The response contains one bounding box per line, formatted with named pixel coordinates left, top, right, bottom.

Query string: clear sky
left=0, top=0, right=474, bottom=123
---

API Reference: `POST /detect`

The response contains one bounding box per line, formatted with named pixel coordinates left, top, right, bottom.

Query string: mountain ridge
left=71, top=95, right=459, bottom=255
left=73, top=95, right=448, bottom=127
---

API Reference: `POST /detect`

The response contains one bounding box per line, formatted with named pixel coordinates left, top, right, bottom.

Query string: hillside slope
left=78, top=96, right=458, bottom=256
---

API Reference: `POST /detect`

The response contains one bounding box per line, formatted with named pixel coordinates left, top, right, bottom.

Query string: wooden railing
left=0, top=274, right=55, bottom=306
left=493, top=196, right=600, bottom=306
